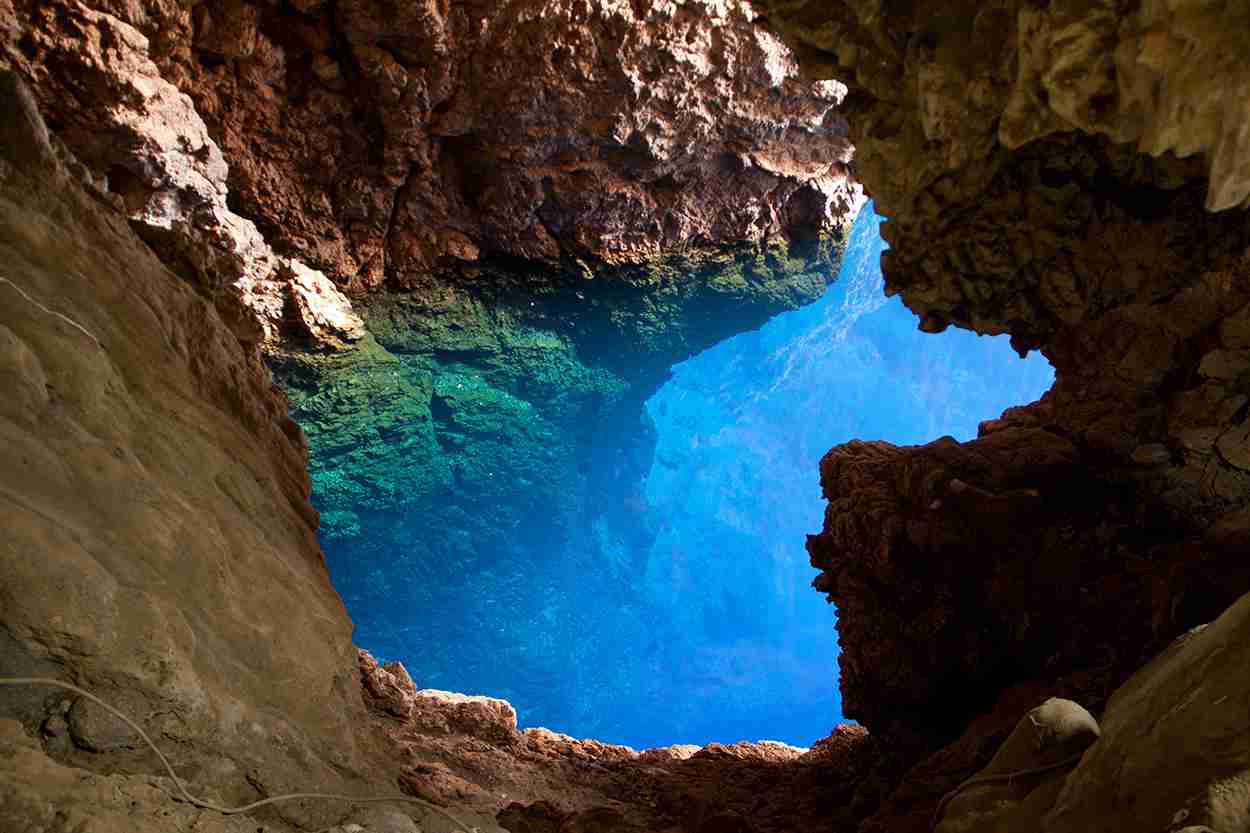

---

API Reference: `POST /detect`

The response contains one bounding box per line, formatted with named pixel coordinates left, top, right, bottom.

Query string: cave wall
left=0, top=64, right=880, bottom=833
left=0, top=1, right=879, bottom=829
left=4, top=0, right=856, bottom=300
left=0, top=0, right=875, bottom=750
left=750, top=0, right=1250, bottom=827
left=0, top=1, right=865, bottom=743
left=6, top=0, right=1250, bottom=830
left=0, top=72, right=396, bottom=831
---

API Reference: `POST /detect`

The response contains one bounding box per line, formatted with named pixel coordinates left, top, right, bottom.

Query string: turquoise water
left=315, top=203, right=1055, bottom=749
left=640, top=203, right=1055, bottom=745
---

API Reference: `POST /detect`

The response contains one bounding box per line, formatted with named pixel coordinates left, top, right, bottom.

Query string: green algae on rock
left=269, top=229, right=854, bottom=737
left=272, top=233, right=850, bottom=541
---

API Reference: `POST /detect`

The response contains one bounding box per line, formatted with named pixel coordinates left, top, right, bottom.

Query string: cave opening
left=291, top=202, right=1054, bottom=751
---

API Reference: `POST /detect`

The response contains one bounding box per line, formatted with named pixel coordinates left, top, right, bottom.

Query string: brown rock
left=4, top=0, right=856, bottom=298
left=2, top=0, right=364, bottom=349
left=410, top=690, right=519, bottom=744
left=0, top=70, right=382, bottom=828
left=358, top=650, right=885, bottom=832
left=933, top=698, right=1099, bottom=833
left=754, top=0, right=1250, bottom=793
left=1045, top=592, right=1250, bottom=833
left=66, top=696, right=140, bottom=753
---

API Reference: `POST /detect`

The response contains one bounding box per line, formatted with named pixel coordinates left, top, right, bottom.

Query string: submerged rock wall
left=275, top=224, right=852, bottom=743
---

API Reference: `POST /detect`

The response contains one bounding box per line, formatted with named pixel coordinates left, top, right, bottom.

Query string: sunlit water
left=639, top=203, right=1054, bottom=746
left=318, top=203, right=1055, bottom=749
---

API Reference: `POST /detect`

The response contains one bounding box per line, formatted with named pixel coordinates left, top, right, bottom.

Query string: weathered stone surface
left=0, top=719, right=281, bottom=833
left=1044, top=593, right=1250, bottom=833
left=933, top=698, right=1099, bottom=833
left=754, top=0, right=1250, bottom=755
left=66, top=695, right=141, bottom=753
left=184, top=0, right=855, bottom=287
left=357, top=649, right=891, bottom=833
left=924, top=594, right=1250, bottom=833
left=2, top=0, right=364, bottom=348
left=0, top=70, right=385, bottom=829
left=6, top=0, right=855, bottom=297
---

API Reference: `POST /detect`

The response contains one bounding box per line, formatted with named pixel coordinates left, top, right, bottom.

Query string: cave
left=288, top=201, right=1054, bottom=750
left=3, top=3, right=1250, bottom=833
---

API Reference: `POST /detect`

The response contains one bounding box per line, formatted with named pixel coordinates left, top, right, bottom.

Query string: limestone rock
left=5, top=0, right=856, bottom=297
left=357, top=649, right=886, bottom=832
left=412, top=690, right=519, bottom=744
left=1045, top=591, right=1250, bottom=833
left=934, top=698, right=1099, bottom=833
left=67, top=695, right=140, bottom=753
left=0, top=70, right=384, bottom=827
left=0, top=720, right=275, bottom=833
left=3, top=0, right=364, bottom=349
left=753, top=3, right=1250, bottom=801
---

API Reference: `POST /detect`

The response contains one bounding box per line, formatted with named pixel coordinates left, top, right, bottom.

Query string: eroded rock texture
left=0, top=68, right=874, bottom=833
left=358, top=650, right=891, bottom=833
left=0, top=71, right=393, bottom=832
left=2, top=0, right=862, bottom=747
left=929, top=591, right=1250, bottom=833
left=751, top=0, right=1250, bottom=827
left=4, top=0, right=854, bottom=297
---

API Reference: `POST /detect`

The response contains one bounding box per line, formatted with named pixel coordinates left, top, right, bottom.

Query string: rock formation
left=4, top=0, right=1250, bottom=831
left=0, top=65, right=874, bottom=833
left=750, top=0, right=1250, bottom=827
left=358, top=649, right=891, bottom=833
left=1, top=0, right=861, bottom=743
left=4, top=0, right=855, bottom=300
left=0, top=70, right=390, bottom=831
left=932, top=596, right=1250, bottom=833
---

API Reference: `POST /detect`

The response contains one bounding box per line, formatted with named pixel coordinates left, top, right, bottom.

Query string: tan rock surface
left=1045, top=594, right=1250, bottom=833
left=931, top=593, right=1250, bottom=833
left=0, top=70, right=387, bottom=830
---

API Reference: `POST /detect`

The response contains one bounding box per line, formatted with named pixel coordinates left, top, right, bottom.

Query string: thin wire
left=0, top=677, right=478, bottom=831
left=0, top=276, right=103, bottom=347
left=930, top=751, right=1086, bottom=830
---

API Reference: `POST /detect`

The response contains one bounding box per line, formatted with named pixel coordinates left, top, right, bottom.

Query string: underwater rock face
left=276, top=222, right=855, bottom=746
left=753, top=0, right=1250, bottom=826
left=4, top=0, right=854, bottom=298
left=637, top=204, right=1053, bottom=747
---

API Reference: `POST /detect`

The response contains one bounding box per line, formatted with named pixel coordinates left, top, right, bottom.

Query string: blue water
left=318, top=202, right=1055, bottom=750
left=634, top=203, right=1055, bottom=746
